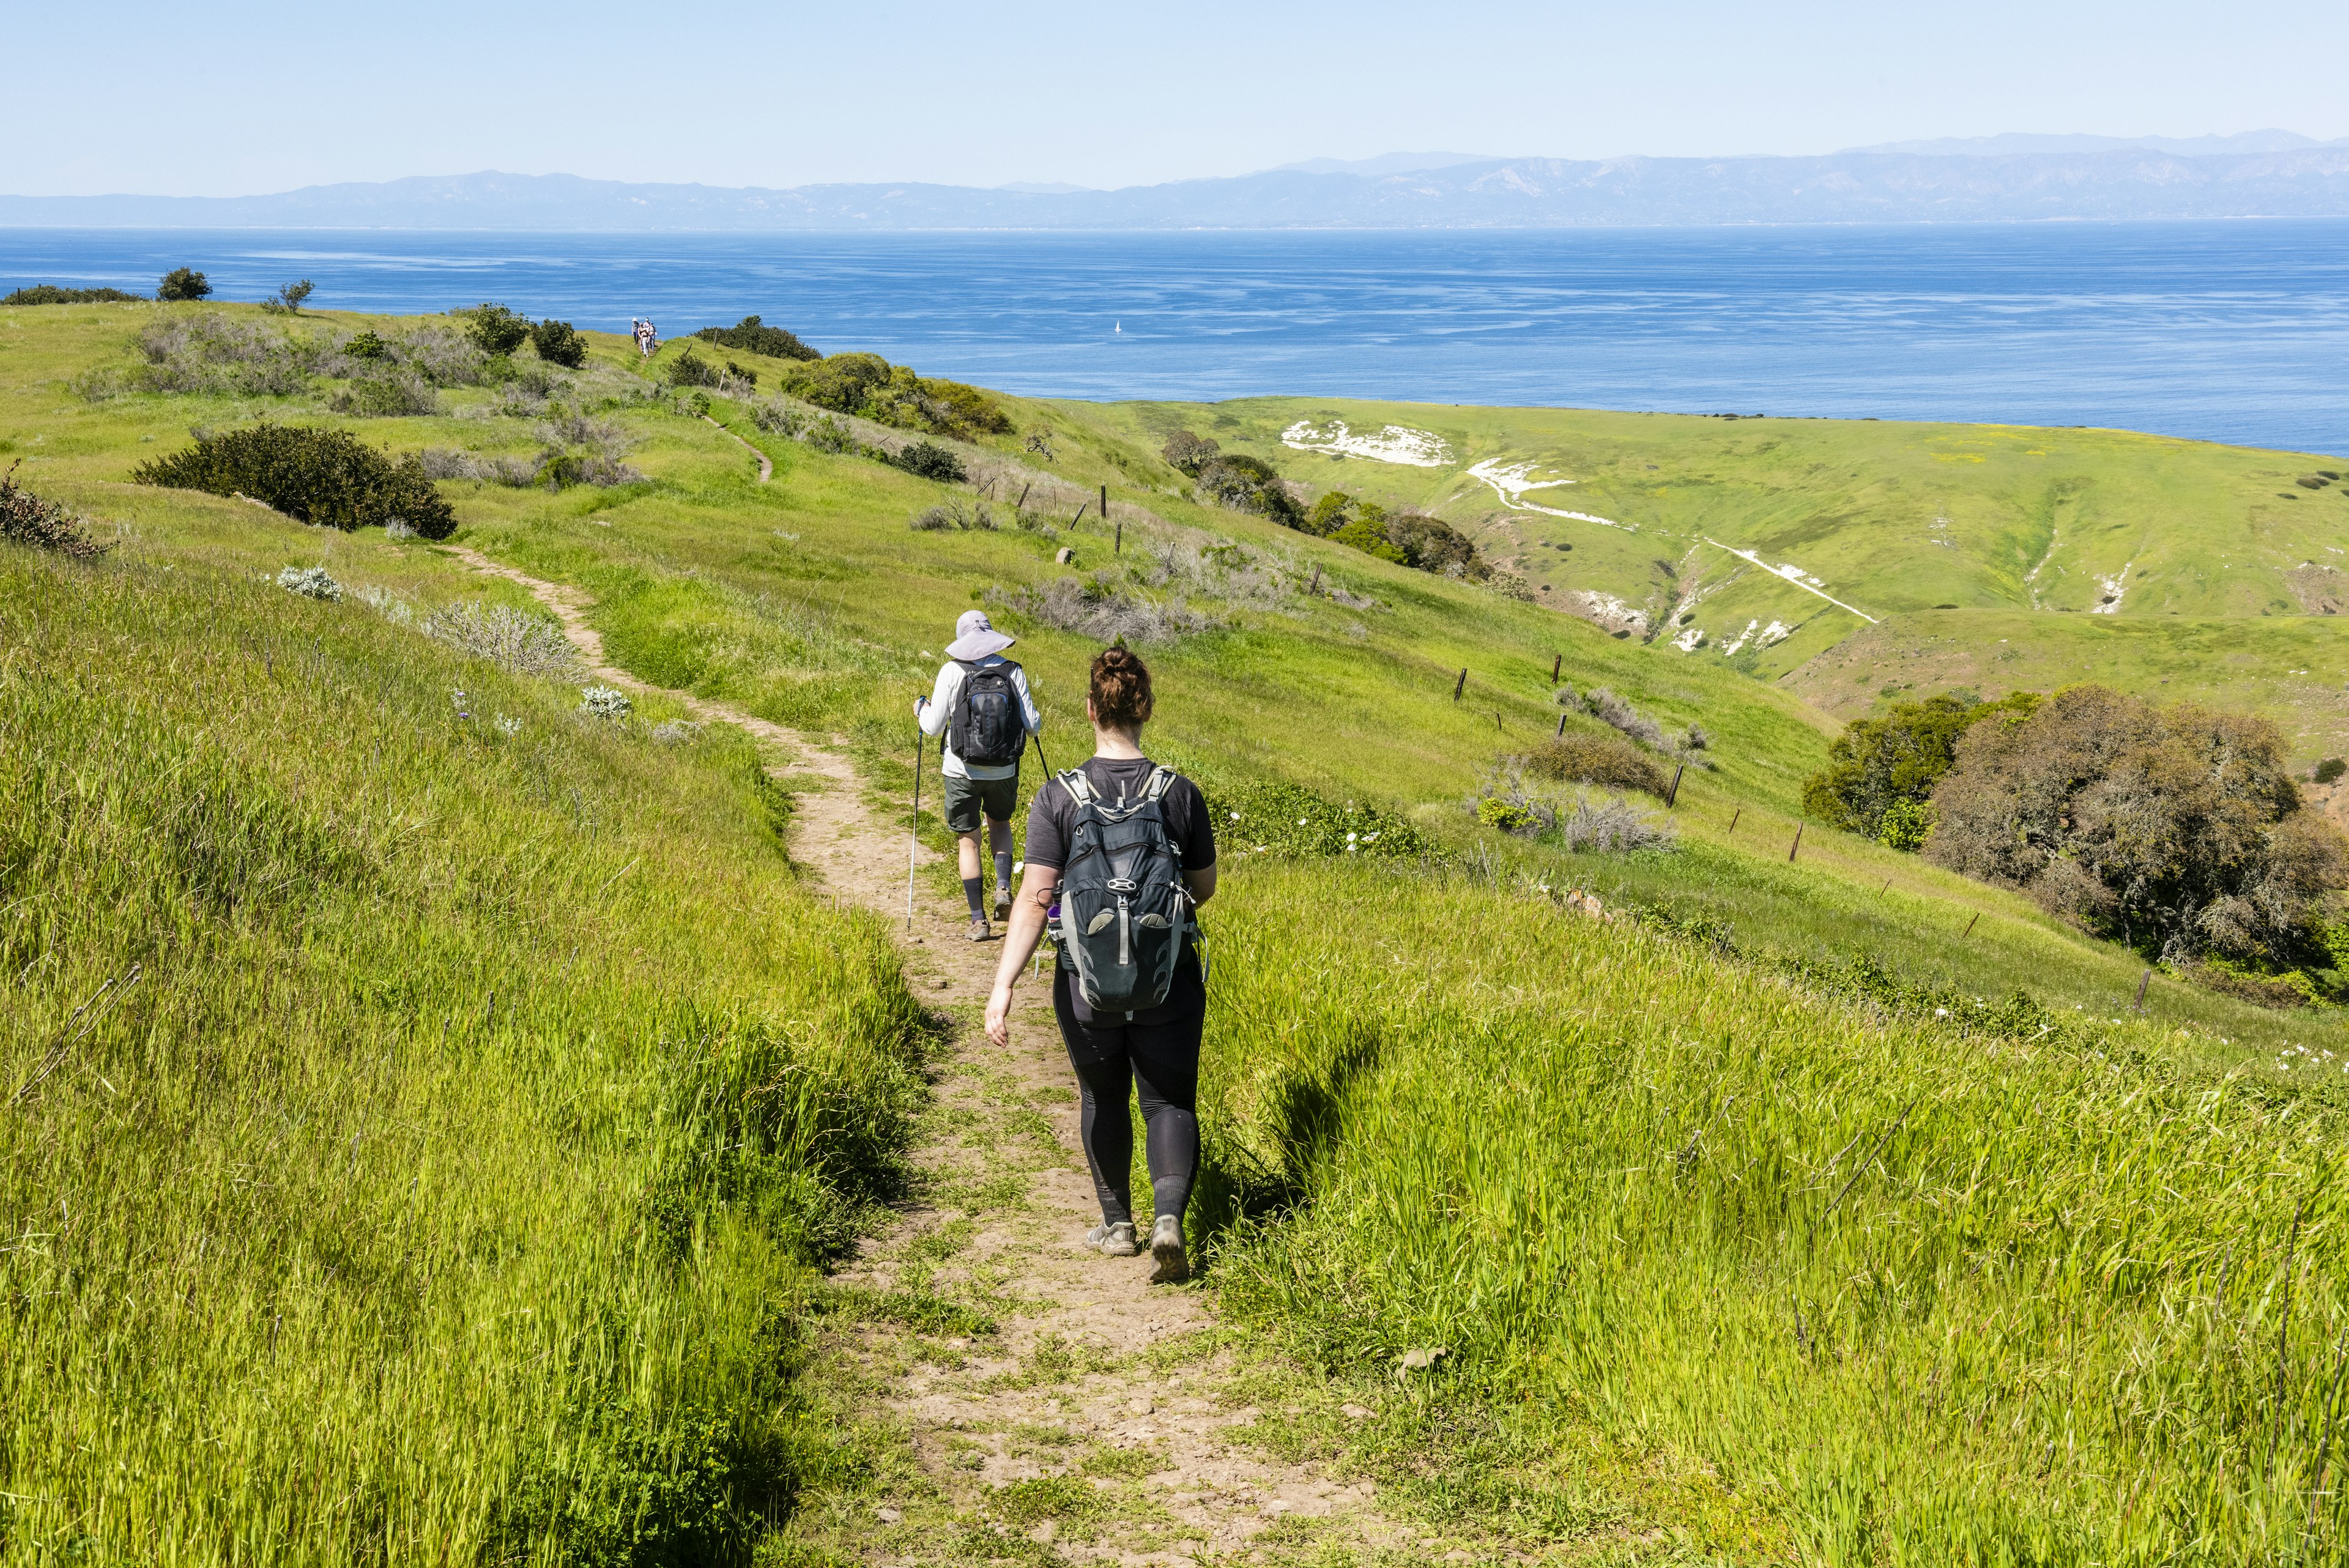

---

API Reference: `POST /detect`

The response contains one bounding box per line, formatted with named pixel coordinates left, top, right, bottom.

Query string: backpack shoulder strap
left=1056, top=767, right=1096, bottom=808
left=1140, top=765, right=1176, bottom=803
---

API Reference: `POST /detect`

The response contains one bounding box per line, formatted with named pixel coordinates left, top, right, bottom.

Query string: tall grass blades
left=0, top=545, right=925, bottom=1561
left=1199, top=861, right=2349, bottom=1565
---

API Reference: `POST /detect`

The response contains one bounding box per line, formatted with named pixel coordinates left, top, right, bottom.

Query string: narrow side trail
left=446, top=537, right=1451, bottom=1567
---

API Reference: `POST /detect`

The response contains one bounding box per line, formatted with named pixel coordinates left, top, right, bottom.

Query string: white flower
left=1346, top=831, right=1358, bottom=842
left=495, top=715, right=521, bottom=736
left=1934, top=1008, right=1948, bottom=1017
left=1296, top=817, right=1308, bottom=825
left=1230, top=811, right=1240, bottom=821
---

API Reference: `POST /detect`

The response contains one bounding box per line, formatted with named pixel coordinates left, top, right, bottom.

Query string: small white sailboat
left=1114, top=321, right=1121, bottom=333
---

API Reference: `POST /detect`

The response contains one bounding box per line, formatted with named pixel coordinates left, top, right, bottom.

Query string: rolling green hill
left=1064, top=395, right=2349, bottom=721
left=10, top=299, right=2349, bottom=1561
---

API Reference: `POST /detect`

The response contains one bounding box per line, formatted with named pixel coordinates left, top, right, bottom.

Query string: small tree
left=461, top=303, right=532, bottom=357
left=530, top=319, right=588, bottom=368
left=893, top=440, right=967, bottom=483
left=1161, top=429, right=1219, bottom=476
left=261, top=280, right=314, bottom=314
left=157, top=267, right=212, bottom=302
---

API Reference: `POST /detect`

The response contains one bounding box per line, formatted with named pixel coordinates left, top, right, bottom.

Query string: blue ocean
left=5, top=221, right=2346, bottom=458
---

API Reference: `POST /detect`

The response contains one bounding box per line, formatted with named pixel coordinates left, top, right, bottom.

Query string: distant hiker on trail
left=984, top=647, right=1216, bottom=1284
left=633, top=318, right=657, bottom=357
left=915, top=611, right=1042, bottom=940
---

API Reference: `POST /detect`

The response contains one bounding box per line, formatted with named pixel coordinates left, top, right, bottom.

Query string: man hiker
left=984, top=646, right=1215, bottom=1284
left=915, top=611, right=1042, bottom=939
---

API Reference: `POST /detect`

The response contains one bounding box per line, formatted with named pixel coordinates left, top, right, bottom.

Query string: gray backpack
left=1054, top=766, right=1189, bottom=1015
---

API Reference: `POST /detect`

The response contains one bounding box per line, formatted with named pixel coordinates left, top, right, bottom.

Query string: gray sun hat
left=945, top=610, right=1015, bottom=661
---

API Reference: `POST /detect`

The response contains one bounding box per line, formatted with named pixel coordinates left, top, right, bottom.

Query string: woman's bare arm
left=985, top=866, right=1061, bottom=1046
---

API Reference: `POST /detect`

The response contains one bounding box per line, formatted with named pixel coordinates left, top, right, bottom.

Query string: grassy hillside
left=11, top=299, right=2349, bottom=1558
left=1063, top=394, right=2349, bottom=715
left=0, top=455, right=923, bottom=1558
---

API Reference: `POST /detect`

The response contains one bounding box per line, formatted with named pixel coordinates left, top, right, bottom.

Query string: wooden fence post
left=1666, top=764, right=1685, bottom=808
left=1072, top=502, right=1088, bottom=526
left=1494, top=711, right=1502, bottom=730
left=1963, top=912, right=1981, bottom=937
left=1017, top=481, right=1031, bottom=510
left=1100, top=484, right=1108, bottom=521
left=1788, top=825, right=1803, bottom=862
left=2134, top=968, right=2152, bottom=1012
left=1116, top=521, right=1123, bottom=554
left=1727, top=808, right=1740, bottom=835
left=1555, top=712, right=1567, bottom=737
left=1452, top=669, right=1467, bottom=701
left=1551, top=653, right=1562, bottom=684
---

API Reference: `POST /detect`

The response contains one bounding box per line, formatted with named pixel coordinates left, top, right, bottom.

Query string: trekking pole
left=1031, top=731, right=1052, bottom=777
left=908, top=730, right=922, bottom=929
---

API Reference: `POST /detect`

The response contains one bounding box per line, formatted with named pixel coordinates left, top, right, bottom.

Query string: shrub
left=1162, top=429, right=1220, bottom=476
left=423, top=601, right=581, bottom=677
left=276, top=565, right=342, bottom=601
left=343, top=330, right=390, bottom=361
left=0, top=461, right=110, bottom=559
left=133, top=425, right=458, bottom=539
left=1513, top=731, right=1668, bottom=797
left=1469, top=760, right=1674, bottom=851
left=125, top=313, right=317, bottom=397
left=461, top=303, right=533, bottom=357
left=156, top=267, right=211, bottom=302
left=771, top=352, right=1008, bottom=439
left=1927, top=683, right=2348, bottom=962
left=1194, top=453, right=1304, bottom=527
left=4, top=284, right=142, bottom=305
left=666, top=348, right=720, bottom=388
left=530, top=319, right=588, bottom=368
left=1877, top=797, right=1935, bottom=851
left=984, top=576, right=1217, bottom=645
left=892, top=440, right=966, bottom=483
left=2318, top=757, right=2347, bottom=784
left=750, top=401, right=806, bottom=437
left=259, top=280, right=314, bottom=315
left=910, top=499, right=993, bottom=532
left=804, top=415, right=858, bottom=455
left=328, top=372, right=438, bottom=418
left=692, top=316, right=819, bottom=362
left=581, top=685, right=633, bottom=719
left=1805, top=691, right=2039, bottom=840
left=1216, top=778, right=1431, bottom=860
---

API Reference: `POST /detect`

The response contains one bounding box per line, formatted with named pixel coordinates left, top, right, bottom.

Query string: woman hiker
left=915, top=611, right=1042, bottom=939
left=984, top=647, right=1217, bottom=1284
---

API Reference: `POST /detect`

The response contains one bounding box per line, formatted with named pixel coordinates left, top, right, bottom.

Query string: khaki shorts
left=943, top=771, right=1019, bottom=834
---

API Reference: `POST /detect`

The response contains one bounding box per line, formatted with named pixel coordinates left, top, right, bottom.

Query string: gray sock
left=994, top=849, right=1013, bottom=893
left=962, top=877, right=986, bottom=918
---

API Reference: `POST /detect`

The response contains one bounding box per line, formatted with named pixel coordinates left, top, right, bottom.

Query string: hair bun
left=1089, top=646, right=1154, bottom=729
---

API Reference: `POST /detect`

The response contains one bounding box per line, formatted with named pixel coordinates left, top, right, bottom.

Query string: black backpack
left=950, top=660, right=1024, bottom=768
left=1054, top=766, right=1190, bottom=1015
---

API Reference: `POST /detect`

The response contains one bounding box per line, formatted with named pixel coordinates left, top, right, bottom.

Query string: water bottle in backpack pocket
left=1055, top=766, right=1190, bottom=1016
left=949, top=660, right=1025, bottom=768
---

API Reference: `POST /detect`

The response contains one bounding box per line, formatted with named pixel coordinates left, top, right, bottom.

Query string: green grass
left=13, top=301, right=2349, bottom=1558
left=0, top=526, right=923, bottom=1559
left=1197, top=860, right=2349, bottom=1564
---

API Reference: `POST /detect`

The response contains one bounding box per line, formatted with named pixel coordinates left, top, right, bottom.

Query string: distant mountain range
left=9, top=136, right=2349, bottom=231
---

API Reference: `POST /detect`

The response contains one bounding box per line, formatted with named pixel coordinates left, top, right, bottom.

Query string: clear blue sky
left=8, top=0, right=2347, bottom=196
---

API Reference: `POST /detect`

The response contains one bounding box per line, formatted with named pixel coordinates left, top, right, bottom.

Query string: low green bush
left=156, top=267, right=211, bottom=302
left=891, top=440, right=966, bottom=483
left=132, top=425, right=457, bottom=538
left=693, top=315, right=819, bottom=362
left=0, top=461, right=109, bottom=559
left=461, top=303, right=532, bottom=357
left=530, top=319, right=588, bottom=368
left=1514, top=730, right=1668, bottom=797
left=667, top=348, right=719, bottom=388
left=4, top=284, right=143, bottom=305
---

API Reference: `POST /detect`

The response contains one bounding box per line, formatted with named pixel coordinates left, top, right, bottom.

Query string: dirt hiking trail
left=448, top=540, right=1482, bottom=1568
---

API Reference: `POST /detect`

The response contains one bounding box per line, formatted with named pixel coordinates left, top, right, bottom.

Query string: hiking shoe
left=967, top=917, right=991, bottom=942
left=1148, top=1214, right=1189, bottom=1284
left=993, top=886, right=1012, bottom=920
left=1087, top=1222, right=1139, bottom=1257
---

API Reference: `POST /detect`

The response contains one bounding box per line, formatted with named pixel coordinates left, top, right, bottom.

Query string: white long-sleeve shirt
left=918, top=656, right=1041, bottom=780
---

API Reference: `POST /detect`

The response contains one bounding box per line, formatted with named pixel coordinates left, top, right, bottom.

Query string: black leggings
left=1053, top=973, right=1201, bottom=1227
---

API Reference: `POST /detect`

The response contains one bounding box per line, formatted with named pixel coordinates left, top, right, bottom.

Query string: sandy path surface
left=443, top=541, right=1433, bottom=1566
